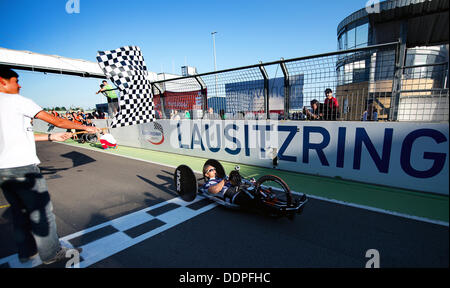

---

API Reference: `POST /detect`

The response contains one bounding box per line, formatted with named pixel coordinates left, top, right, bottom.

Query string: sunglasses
left=206, top=168, right=216, bottom=173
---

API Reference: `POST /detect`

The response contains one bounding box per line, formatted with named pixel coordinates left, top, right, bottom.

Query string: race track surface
left=0, top=142, right=448, bottom=268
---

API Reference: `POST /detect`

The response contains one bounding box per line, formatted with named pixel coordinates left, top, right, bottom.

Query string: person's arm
left=35, top=132, right=73, bottom=142
left=35, top=110, right=99, bottom=133
left=96, top=86, right=106, bottom=94
left=208, top=179, right=226, bottom=194
left=333, top=98, right=339, bottom=108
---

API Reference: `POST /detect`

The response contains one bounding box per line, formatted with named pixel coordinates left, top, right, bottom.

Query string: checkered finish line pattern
left=96, top=46, right=156, bottom=128
left=0, top=196, right=217, bottom=268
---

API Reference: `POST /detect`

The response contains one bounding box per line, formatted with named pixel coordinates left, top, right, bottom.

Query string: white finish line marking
left=0, top=196, right=217, bottom=268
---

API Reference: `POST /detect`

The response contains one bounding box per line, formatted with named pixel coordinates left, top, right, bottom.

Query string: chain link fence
left=150, top=42, right=449, bottom=122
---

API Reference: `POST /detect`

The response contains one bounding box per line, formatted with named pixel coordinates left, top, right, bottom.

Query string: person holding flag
left=96, top=80, right=119, bottom=116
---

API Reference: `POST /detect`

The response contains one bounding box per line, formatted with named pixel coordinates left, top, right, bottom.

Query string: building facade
left=335, top=0, right=449, bottom=121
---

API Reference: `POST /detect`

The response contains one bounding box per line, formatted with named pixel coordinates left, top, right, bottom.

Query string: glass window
left=405, top=53, right=415, bottom=67
left=353, top=60, right=368, bottom=82
left=374, top=51, right=395, bottom=81
left=355, top=23, right=369, bottom=48
left=342, top=31, right=348, bottom=50
left=337, top=65, right=344, bottom=85
left=414, top=54, right=427, bottom=65
left=344, top=63, right=353, bottom=83
left=347, top=27, right=356, bottom=49
left=426, top=54, right=437, bottom=65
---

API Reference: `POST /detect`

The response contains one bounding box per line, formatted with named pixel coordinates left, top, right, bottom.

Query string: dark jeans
left=107, top=97, right=119, bottom=116
left=0, top=165, right=60, bottom=261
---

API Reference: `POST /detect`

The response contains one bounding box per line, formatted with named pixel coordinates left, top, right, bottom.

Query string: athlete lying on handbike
left=174, top=159, right=307, bottom=219
left=201, top=163, right=256, bottom=208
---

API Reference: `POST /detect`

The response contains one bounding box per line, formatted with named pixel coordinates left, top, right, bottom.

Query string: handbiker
left=201, top=164, right=256, bottom=208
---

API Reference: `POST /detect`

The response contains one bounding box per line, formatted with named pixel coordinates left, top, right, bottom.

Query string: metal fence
left=149, top=42, right=449, bottom=122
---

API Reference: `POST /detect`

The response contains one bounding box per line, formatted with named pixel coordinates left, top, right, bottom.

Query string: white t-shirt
left=0, top=92, right=43, bottom=169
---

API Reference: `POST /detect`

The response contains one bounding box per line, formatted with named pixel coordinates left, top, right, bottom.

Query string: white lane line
left=291, top=190, right=449, bottom=227
left=0, top=196, right=217, bottom=268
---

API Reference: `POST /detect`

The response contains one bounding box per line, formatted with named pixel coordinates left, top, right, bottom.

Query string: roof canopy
left=0, top=47, right=105, bottom=78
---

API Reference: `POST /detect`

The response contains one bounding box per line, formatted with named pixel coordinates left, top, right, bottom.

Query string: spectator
left=184, top=110, right=191, bottom=120
left=171, top=110, right=180, bottom=120
left=219, top=109, right=226, bottom=120
left=96, top=80, right=119, bottom=116
left=203, top=107, right=220, bottom=120
left=323, top=88, right=339, bottom=120
left=69, top=112, right=83, bottom=140
left=234, top=111, right=245, bottom=120
left=78, top=111, right=86, bottom=122
left=85, top=118, right=93, bottom=126
left=92, top=109, right=100, bottom=119
left=0, top=68, right=98, bottom=265
left=362, top=100, right=378, bottom=121
left=303, top=99, right=324, bottom=120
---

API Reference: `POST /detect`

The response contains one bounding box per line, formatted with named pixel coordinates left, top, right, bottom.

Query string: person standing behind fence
left=0, top=67, right=99, bottom=265
left=362, top=99, right=378, bottom=121
left=171, top=110, right=180, bottom=120
left=219, top=109, right=226, bottom=120
left=323, top=88, right=339, bottom=120
left=304, top=99, right=324, bottom=120
left=203, top=107, right=220, bottom=120
left=96, top=80, right=119, bottom=116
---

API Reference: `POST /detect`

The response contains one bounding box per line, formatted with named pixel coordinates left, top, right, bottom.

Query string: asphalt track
left=0, top=141, right=448, bottom=268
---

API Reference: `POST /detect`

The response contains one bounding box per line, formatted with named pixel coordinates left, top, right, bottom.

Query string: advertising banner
left=124, top=120, right=449, bottom=195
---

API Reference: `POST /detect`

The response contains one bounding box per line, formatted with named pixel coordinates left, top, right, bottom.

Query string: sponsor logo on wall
left=142, top=121, right=165, bottom=145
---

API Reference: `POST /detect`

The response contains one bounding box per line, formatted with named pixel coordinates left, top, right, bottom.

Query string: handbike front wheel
left=255, top=175, right=292, bottom=208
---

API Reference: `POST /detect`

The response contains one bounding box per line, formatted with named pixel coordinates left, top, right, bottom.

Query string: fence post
left=280, top=58, right=290, bottom=120
left=258, top=62, right=269, bottom=119
left=194, top=76, right=207, bottom=116
left=390, top=21, right=408, bottom=121
left=151, top=83, right=166, bottom=118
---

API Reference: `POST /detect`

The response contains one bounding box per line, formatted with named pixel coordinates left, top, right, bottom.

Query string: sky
left=0, top=0, right=371, bottom=110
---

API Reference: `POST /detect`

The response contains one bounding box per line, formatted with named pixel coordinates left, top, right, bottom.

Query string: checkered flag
left=96, top=46, right=155, bottom=128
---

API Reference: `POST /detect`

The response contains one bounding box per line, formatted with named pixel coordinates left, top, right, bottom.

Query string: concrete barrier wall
left=34, top=119, right=449, bottom=195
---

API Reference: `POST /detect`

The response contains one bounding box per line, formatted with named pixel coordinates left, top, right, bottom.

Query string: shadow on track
left=137, top=170, right=178, bottom=202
